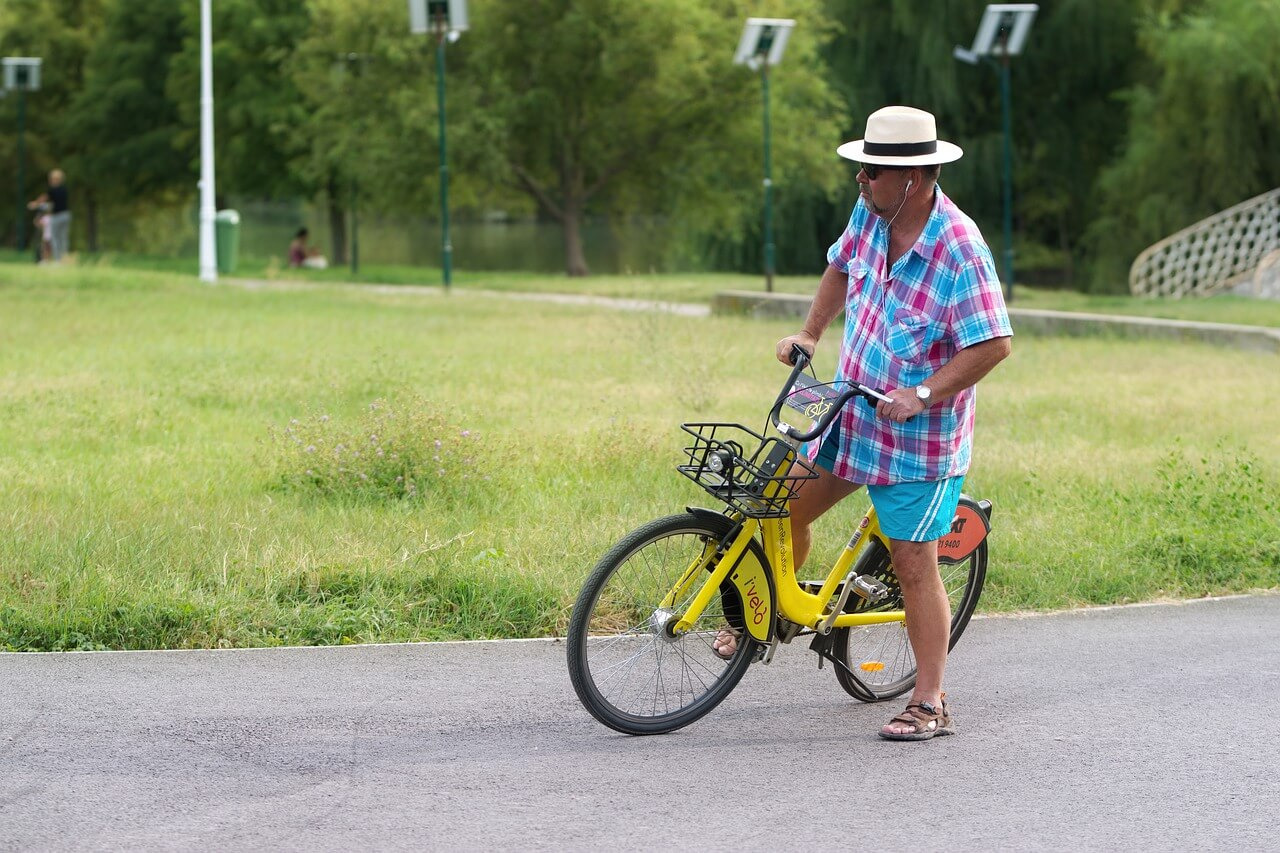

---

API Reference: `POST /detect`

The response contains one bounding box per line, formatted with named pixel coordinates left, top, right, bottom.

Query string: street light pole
left=999, top=53, right=1014, bottom=302
left=410, top=0, right=465, bottom=290
left=16, top=87, right=26, bottom=252
left=733, top=18, right=795, bottom=294
left=198, top=0, right=217, bottom=283
left=6, top=57, right=41, bottom=253
left=953, top=4, right=1038, bottom=304
left=761, top=61, right=775, bottom=293
left=434, top=13, right=452, bottom=291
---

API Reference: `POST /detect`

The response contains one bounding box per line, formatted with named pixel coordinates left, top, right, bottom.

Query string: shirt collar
left=871, top=184, right=949, bottom=265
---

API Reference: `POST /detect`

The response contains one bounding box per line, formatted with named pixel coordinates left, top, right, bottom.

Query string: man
left=28, top=169, right=71, bottom=261
left=781, top=105, right=1012, bottom=741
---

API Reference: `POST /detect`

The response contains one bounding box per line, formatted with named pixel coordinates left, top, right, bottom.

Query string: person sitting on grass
left=288, top=228, right=328, bottom=269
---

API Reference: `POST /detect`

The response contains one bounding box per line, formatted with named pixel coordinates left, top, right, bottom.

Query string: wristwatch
left=914, top=385, right=933, bottom=406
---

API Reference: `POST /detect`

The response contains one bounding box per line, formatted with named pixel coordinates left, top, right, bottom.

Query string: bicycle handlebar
left=767, top=344, right=894, bottom=442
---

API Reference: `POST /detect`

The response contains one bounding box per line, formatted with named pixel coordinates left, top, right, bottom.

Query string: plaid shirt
left=821, top=187, right=1011, bottom=485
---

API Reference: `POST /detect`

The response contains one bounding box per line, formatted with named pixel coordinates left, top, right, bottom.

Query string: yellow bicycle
left=567, top=347, right=992, bottom=735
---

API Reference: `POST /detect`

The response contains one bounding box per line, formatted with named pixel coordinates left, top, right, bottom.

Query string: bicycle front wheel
left=567, top=512, right=765, bottom=735
left=832, top=538, right=986, bottom=702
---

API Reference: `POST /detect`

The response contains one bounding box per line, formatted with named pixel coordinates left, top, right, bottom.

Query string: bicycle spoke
left=569, top=517, right=760, bottom=732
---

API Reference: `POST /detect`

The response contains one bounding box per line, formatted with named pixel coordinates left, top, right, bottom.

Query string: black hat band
left=861, top=140, right=938, bottom=156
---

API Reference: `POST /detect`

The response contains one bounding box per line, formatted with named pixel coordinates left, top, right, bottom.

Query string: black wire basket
left=677, top=422, right=818, bottom=518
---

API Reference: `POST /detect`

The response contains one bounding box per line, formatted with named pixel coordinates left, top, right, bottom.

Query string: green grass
left=1, top=261, right=1277, bottom=650
left=1010, top=287, right=1280, bottom=328
left=6, top=247, right=1279, bottom=327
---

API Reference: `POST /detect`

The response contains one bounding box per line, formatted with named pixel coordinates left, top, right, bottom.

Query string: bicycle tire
left=831, top=537, right=986, bottom=702
left=567, top=512, right=766, bottom=735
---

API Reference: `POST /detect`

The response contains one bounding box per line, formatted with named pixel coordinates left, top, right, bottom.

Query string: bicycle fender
left=685, top=507, right=776, bottom=643
left=938, top=494, right=991, bottom=565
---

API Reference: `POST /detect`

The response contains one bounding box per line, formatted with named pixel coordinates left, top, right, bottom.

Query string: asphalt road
left=2, top=595, right=1277, bottom=851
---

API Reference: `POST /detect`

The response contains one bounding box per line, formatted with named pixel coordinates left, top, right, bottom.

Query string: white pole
left=198, top=0, right=217, bottom=283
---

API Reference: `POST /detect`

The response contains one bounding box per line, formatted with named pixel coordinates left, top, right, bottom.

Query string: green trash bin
left=214, top=209, right=241, bottom=275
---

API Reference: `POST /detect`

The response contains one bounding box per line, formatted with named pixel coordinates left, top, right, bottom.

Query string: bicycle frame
left=667, top=459, right=905, bottom=644
left=665, top=347, right=918, bottom=646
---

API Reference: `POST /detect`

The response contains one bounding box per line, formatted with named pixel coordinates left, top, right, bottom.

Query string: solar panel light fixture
left=733, top=18, right=796, bottom=71
left=954, top=3, right=1038, bottom=63
left=408, top=0, right=468, bottom=40
left=2, top=57, right=41, bottom=92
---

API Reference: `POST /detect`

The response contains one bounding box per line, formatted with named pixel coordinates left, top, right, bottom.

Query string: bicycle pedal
left=851, top=574, right=890, bottom=603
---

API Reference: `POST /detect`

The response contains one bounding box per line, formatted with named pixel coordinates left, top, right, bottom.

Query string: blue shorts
left=814, top=420, right=964, bottom=542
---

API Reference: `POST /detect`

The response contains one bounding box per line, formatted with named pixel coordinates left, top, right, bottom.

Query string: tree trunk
left=563, top=205, right=589, bottom=277
left=561, top=152, right=589, bottom=276
left=327, top=175, right=347, bottom=266
left=85, top=188, right=99, bottom=252
left=1058, top=209, right=1074, bottom=286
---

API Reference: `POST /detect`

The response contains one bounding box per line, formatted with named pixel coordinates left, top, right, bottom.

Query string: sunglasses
left=860, top=162, right=909, bottom=181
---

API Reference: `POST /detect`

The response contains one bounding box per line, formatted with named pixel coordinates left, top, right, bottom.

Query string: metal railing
left=1129, top=188, right=1280, bottom=298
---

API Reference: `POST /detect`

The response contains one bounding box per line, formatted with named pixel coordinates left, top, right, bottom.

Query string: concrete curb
left=712, top=289, right=1280, bottom=354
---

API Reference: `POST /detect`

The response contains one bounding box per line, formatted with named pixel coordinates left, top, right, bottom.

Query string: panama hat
left=836, top=105, right=963, bottom=166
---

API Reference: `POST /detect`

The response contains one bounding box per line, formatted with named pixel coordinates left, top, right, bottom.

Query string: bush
left=267, top=398, right=485, bottom=501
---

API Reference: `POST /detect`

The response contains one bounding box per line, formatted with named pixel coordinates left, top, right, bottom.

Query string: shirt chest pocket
left=885, top=308, right=937, bottom=363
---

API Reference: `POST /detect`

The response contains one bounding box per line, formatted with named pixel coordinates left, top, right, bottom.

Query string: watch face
left=916, top=386, right=931, bottom=402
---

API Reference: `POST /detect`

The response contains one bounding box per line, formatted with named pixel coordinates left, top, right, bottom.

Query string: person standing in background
left=29, top=169, right=71, bottom=261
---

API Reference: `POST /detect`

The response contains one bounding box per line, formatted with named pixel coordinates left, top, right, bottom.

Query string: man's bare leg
left=788, top=466, right=861, bottom=569
left=880, top=537, right=950, bottom=737
left=712, top=467, right=857, bottom=658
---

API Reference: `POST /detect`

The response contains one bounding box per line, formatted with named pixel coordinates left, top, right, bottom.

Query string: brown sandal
left=879, top=693, right=954, bottom=741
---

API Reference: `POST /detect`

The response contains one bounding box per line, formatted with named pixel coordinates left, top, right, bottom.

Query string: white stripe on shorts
left=911, top=479, right=950, bottom=541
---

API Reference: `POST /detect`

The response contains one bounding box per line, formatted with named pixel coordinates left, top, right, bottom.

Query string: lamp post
left=734, top=18, right=795, bottom=293
left=954, top=3, right=1038, bottom=303
left=198, top=0, right=217, bottom=283
left=3, top=57, right=41, bottom=252
left=410, top=0, right=467, bottom=292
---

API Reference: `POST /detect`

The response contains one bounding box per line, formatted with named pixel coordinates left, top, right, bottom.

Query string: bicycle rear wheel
left=832, top=538, right=986, bottom=702
left=567, top=512, right=765, bottom=735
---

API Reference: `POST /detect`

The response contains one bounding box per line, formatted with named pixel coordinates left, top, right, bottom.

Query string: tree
left=0, top=0, right=107, bottom=248
left=287, top=0, right=504, bottom=265
left=821, top=0, right=1146, bottom=287
left=167, top=0, right=312, bottom=201
left=62, top=0, right=191, bottom=250
left=463, top=0, right=847, bottom=276
left=1085, top=0, right=1280, bottom=289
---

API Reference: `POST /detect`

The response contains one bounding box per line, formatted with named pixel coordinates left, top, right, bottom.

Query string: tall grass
left=0, top=263, right=1277, bottom=650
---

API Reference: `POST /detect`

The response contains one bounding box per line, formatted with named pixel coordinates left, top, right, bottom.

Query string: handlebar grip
left=787, top=343, right=811, bottom=367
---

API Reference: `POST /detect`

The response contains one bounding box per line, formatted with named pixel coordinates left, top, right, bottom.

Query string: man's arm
left=877, top=335, right=1012, bottom=423
left=775, top=264, right=848, bottom=364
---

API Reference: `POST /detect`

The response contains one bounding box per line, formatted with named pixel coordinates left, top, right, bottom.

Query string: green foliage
left=1140, top=446, right=1280, bottom=582
left=463, top=0, right=847, bottom=274
left=0, top=0, right=107, bottom=241
left=287, top=0, right=429, bottom=209
left=168, top=0, right=312, bottom=199
left=1086, top=0, right=1280, bottom=289
left=63, top=0, right=190, bottom=199
left=819, top=0, right=1146, bottom=282
left=3, top=0, right=1280, bottom=284
left=266, top=398, right=488, bottom=502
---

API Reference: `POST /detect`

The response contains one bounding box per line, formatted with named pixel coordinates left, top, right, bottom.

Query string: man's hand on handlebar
left=775, top=331, right=817, bottom=365
left=874, top=388, right=927, bottom=424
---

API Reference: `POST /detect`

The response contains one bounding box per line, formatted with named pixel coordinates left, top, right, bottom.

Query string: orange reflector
left=860, top=661, right=885, bottom=672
